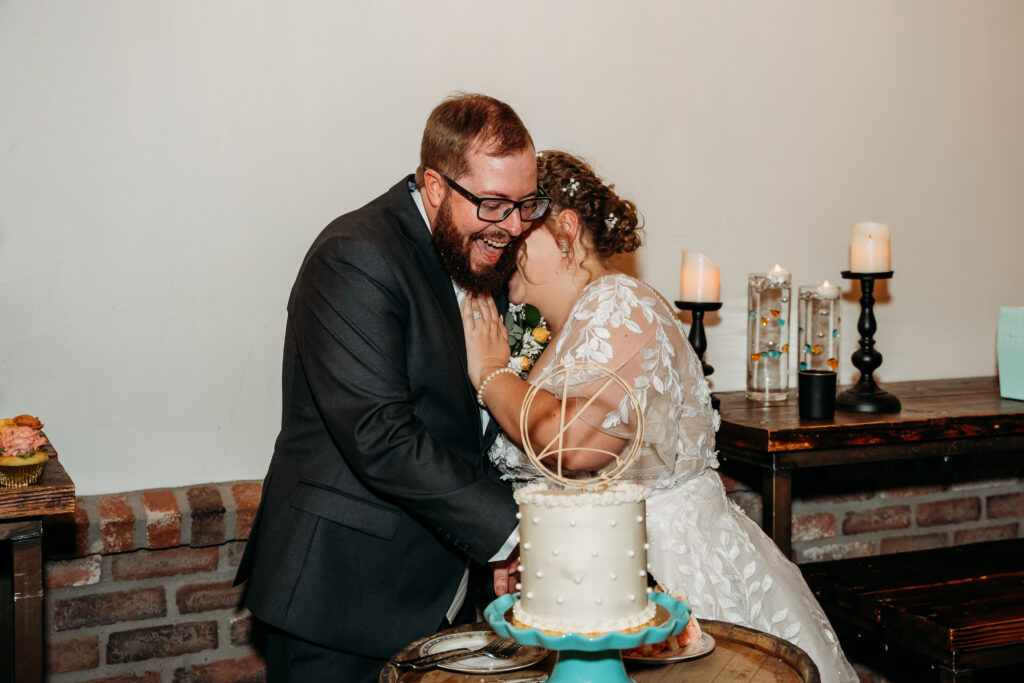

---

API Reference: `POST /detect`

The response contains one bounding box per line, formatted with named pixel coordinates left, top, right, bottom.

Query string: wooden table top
left=0, top=437, right=75, bottom=521
left=716, top=376, right=1024, bottom=455
left=380, top=619, right=819, bottom=682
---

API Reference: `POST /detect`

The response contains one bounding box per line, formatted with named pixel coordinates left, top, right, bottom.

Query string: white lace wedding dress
left=489, top=273, right=857, bottom=683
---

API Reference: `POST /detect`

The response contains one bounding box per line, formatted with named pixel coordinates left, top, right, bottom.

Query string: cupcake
left=0, top=416, right=49, bottom=487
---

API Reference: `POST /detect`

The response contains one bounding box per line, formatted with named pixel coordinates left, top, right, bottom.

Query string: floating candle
left=815, top=280, right=840, bottom=299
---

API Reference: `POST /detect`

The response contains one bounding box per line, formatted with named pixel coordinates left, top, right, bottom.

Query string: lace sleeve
left=489, top=431, right=545, bottom=486
left=546, top=274, right=719, bottom=489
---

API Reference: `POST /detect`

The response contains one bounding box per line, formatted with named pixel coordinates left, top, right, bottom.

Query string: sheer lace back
left=492, top=274, right=720, bottom=490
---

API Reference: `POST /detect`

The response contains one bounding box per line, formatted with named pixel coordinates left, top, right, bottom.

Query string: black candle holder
left=675, top=301, right=723, bottom=410
left=835, top=271, right=901, bottom=413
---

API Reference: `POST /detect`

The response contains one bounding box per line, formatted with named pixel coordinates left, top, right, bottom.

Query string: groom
left=235, top=94, right=542, bottom=682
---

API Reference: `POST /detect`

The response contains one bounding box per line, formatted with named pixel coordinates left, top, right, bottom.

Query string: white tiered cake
left=512, top=481, right=656, bottom=635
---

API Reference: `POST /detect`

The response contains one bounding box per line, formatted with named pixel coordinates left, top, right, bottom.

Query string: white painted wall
left=2, top=1, right=1022, bottom=495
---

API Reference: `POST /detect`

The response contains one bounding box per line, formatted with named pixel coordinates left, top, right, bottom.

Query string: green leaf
left=523, top=304, right=541, bottom=327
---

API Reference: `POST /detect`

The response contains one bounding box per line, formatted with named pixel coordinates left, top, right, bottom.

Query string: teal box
left=998, top=306, right=1024, bottom=401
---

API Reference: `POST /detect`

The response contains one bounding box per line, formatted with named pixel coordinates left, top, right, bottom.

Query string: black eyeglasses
left=431, top=168, right=550, bottom=223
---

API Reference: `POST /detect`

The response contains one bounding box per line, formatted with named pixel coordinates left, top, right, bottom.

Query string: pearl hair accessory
left=605, top=213, right=618, bottom=229
left=562, top=178, right=580, bottom=197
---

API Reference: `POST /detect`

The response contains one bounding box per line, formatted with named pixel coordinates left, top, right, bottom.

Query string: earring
left=560, top=243, right=569, bottom=258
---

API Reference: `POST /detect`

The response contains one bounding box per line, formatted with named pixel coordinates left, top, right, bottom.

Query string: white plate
left=418, top=630, right=547, bottom=674
left=622, top=632, right=716, bottom=663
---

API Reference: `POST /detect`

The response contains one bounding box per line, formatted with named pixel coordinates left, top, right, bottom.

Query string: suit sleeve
left=291, top=233, right=517, bottom=564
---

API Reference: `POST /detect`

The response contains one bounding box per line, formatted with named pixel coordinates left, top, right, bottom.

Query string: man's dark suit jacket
left=236, top=177, right=519, bottom=658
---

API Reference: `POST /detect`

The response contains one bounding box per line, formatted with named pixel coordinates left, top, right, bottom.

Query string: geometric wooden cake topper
left=519, top=360, right=645, bottom=489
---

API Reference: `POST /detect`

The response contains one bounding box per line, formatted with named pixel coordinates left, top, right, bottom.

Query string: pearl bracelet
left=476, top=367, right=519, bottom=408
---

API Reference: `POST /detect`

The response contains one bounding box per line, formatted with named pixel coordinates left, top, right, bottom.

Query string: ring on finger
left=472, top=312, right=484, bottom=320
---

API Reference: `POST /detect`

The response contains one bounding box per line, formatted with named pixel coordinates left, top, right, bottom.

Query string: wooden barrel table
left=380, top=619, right=819, bottom=682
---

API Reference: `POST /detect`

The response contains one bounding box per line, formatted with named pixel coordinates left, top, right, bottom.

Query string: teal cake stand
left=484, top=592, right=691, bottom=683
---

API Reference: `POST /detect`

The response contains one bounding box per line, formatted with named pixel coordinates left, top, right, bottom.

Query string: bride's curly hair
left=536, top=151, right=644, bottom=259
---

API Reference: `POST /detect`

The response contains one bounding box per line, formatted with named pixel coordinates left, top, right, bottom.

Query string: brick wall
left=719, top=449, right=1024, bottom=563
left=40, top=482, right=265, bottom=682
left=35, top=465, right=1024, bottom=681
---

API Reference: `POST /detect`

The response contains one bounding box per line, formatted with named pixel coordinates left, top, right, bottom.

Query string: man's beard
left=431, top=197, right=520, bottom=294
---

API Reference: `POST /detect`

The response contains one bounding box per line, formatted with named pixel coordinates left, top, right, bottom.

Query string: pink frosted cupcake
left=0, top=416, right=49, bottom=487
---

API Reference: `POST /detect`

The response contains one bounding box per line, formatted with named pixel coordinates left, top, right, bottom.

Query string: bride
left=462, top=150, right=858, bottom=682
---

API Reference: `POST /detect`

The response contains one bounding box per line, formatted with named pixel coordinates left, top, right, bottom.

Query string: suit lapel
left=387, top=177, right=513, bottom=455
left=388, top=177, right=469, bottom=378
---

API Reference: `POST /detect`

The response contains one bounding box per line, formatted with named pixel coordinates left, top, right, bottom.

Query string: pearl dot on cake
left=573, top=576, right=582, bottom=584
left=629, top=594, right=637, bottom=601
left=535, top=570, right=544, bottom=578
left=523, top=542, right=531, bottom=550
left=636, top=515, right=644, bottom=523
left=552, top=548, right=559, bottom=556
left=610, top=572, right=617, bottom=580
left=532, top=516, right=540, bottom=525
left=569, top=520, right=576, bottom=527
left=526, top=592, right=534, bottom=599
left=557, top=596, right=564, bottom=604
left=627, top=550, right=635, bottom=557
left=639, top=570, right=647, bottom=577
left=515, top=582, right=522, bottom=591
left=596, top=597, right=603, bottom=605
left=515, top=512, right=522, bottom=520
left=610, top=519, right=617, bottom=527
left=591, top=551, right=599, bottom=558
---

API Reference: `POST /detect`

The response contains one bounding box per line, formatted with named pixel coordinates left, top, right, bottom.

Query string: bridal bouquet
left=505, top=303, right=549, bottom=379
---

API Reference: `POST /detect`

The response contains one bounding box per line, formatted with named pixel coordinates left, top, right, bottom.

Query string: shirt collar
left=410, top=183, right=432, bottom=234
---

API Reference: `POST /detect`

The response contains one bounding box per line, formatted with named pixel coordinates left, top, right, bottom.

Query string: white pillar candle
left=679, top=251, right=720, bottom=302
left=849, top=222, right=891, bottom=273
left=815, top=280, right=840, bottom=299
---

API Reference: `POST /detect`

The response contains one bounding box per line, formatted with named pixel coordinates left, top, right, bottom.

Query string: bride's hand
left=461, top=294, right=511, bottom=388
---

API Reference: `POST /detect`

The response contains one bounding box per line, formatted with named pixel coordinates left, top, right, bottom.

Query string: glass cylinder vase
left=746, top=270, right=792, bottom=401
left=798, top=284, right=841, bottom=374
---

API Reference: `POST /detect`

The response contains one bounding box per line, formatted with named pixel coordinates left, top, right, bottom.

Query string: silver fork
left=489, top=640, right=525, bottom=658
left=395, top=636, right=518, bottom=669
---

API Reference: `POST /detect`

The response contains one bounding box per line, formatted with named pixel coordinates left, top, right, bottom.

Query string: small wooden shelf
left=0, top=438, right=75, bottom=520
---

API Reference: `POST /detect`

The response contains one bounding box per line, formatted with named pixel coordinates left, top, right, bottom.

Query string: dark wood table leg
left=1, top=519, right=44, bottom=683
left=761, top=466, right=793, bottom=560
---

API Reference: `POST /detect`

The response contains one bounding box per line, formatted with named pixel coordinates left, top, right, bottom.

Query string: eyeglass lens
left=478, top=198, right=549, bottom=222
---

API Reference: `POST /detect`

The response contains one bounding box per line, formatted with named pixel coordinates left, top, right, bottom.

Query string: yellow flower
left=532, top=327, right=549, bottom=344
left=519, top=357, right=531, bottom=372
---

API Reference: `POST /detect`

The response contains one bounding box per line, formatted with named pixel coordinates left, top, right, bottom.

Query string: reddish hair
left=415, top=93, right=534, bottom=186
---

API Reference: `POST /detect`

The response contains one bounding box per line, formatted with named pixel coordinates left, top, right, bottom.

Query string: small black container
left=799, top=370, right=837, bottom=420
